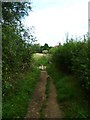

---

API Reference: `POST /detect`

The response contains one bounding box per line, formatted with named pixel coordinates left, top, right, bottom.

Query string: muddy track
left=25, top=70, right=63, bottom=118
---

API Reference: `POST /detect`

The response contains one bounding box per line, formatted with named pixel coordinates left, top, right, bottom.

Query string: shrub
left=50, top=39, right=89, bottom=92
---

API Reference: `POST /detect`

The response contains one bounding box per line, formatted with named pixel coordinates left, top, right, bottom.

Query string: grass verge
left=47, top=64, right=88, bottom=118
left=2, top=67, right=40, bottom=118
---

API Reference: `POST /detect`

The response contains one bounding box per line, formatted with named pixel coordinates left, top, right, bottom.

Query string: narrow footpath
left=25, top=68, right=63, bottom=118
left=44, top=78, right=62, bottom=118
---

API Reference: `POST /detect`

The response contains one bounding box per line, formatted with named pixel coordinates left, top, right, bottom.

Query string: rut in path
left=44, top=78, right=62, bottom=118
left=25, top=70, right=63, bottom=118
left=25, top=70, right=47, bottom=118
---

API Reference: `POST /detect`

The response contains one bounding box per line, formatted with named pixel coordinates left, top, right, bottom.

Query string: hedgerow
left=50, top=38, right=89, bottom=92
left=2, top=2, right=35, bottom=98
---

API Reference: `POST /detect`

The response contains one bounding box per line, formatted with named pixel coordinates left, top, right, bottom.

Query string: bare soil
left=44, top=78, right=63, bottom=118
left=25, top=70, right=63, bottom=118
left=25, top=70, right=47, bottom=118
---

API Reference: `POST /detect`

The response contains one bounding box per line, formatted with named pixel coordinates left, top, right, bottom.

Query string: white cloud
left=23, top=0, right=88, bottom=46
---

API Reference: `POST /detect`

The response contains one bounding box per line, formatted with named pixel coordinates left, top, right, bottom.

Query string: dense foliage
left=3, top=55, right=40, bottom=118
left=50, top=38, right=90, bottom=93
left=2, top=2, right=36, bottom=97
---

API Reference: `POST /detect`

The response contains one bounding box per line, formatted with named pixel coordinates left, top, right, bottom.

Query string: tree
left=43, top=43, right=49, bottom=50
left=31, top=44, right=41, bottom=53
left=2, top=2, right=31, bottom=25
left=2, top=2, right=35, bottom=97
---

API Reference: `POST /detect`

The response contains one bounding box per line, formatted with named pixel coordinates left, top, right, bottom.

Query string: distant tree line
left=31, top=43, right=52, bottom=53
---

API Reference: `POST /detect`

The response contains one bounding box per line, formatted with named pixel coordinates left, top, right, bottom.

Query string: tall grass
left=47, top=64, right=88, bottom=118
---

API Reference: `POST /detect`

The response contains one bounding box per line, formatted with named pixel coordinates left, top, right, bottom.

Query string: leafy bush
left=2, top=2, right=35, bottom=97
left=50, top=39, right=89, bottom=92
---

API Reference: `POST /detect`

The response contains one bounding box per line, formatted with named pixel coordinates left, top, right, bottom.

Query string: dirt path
left=25, top=70, right=47, bottom=118
left=44, top=78, right=62, bottom=118
left=25, top=69, right=63, bottom=118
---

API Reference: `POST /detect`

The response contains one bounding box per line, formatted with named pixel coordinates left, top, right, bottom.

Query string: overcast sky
left=23, top=0, right=89, bottom=46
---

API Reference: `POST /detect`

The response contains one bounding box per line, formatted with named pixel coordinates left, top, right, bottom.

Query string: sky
left=23, top=0, right=89, bottom=46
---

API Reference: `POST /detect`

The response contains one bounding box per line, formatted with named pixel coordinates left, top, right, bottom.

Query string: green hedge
left=50, top=39, right=89, bottom=92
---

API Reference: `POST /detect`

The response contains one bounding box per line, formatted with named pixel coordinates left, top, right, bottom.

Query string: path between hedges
left=25, top=69, right=63, bottom=118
